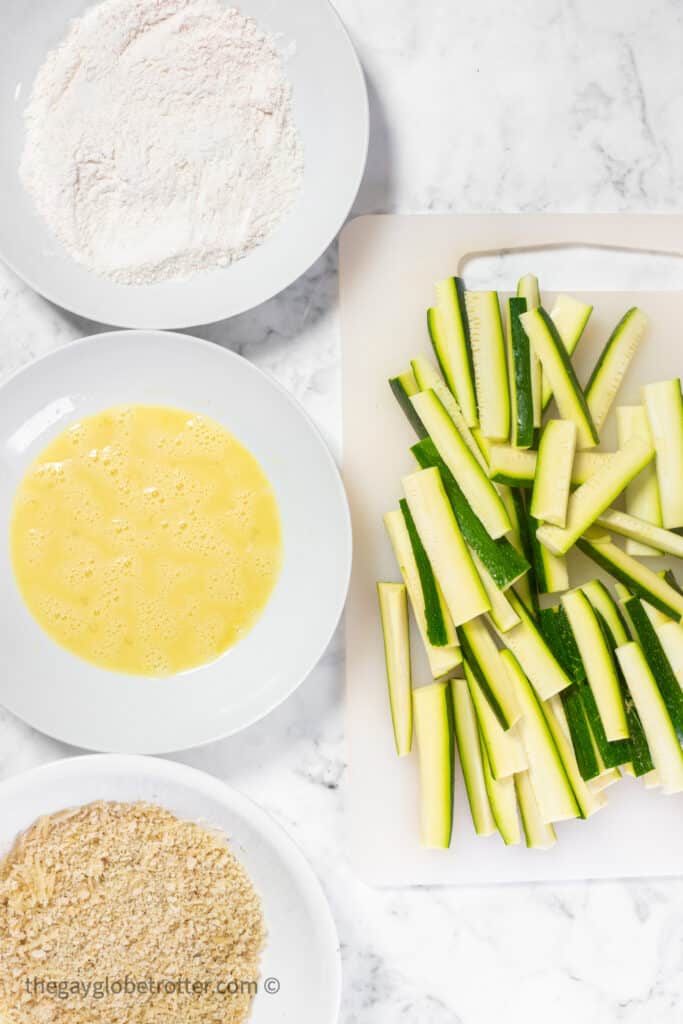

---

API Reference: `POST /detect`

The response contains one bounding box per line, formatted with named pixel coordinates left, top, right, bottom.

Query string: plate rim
left=0, top=0, right=369, bottom=329
left=0, top=330, right=352, bottom=753
left=0, top=752, right=343, bottom=1022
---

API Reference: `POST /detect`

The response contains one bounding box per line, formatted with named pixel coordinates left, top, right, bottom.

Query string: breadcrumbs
left=0, top=801, right=264, bottom=1024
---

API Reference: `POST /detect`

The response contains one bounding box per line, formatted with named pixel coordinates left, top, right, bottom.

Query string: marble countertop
left=2, top=0, right=683, bottom=1020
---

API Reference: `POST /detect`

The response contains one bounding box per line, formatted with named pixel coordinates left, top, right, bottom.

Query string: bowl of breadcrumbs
left=0, top=801, right=265, bottom=1024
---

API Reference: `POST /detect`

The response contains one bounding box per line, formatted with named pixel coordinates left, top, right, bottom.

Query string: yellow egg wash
left=10, top=405, right=282, bottom=676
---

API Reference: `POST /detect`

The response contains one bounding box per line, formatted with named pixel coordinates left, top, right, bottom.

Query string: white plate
left=0, top=331, right=351, bottom=752
left=0, top=0, right=368, bottom=329
left=0, top=754, right=341, bottom=1023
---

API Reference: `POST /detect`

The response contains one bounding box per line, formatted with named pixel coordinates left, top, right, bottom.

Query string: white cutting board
left=341, top=214, right=683, bottom=886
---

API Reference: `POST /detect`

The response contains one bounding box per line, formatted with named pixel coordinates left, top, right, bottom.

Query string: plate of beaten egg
left=0, top=331, right=351, bottom=752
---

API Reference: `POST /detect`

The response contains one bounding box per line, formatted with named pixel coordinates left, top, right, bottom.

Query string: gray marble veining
left=2, top=0, right=683, bottom=1021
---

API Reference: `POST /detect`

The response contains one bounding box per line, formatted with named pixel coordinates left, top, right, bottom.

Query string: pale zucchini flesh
left=642, top=379, right=683, bottom=529
left=581, top=579, right=630, bottom=647
left=585, top=308, right=648, bottom=433
left=469, top=550, right=520, bottom=632
left=431, top=277, right=478, bottom=427
left=413, top=683, right=455, bottom=847
left=403, top=468, right=490, bottom=627
left=543, top=696, right=608, bottom=818
left=543, top=294, right=593, bottom=410
left=411, top=358, right=488, bottom=471
left=577, top=538, right=683, bottom=620
left=530, top=419, right=577, bottom=527
left=616, top=643, right=683, bottom=794
left=400, top=498, right=458, bottom=648
left=502, top=651, right=579, bottom=824
left=514, top=771, right=557, bottom=849
left=451, top=677, right=496, bottom=836
left=595, top=509, right=683, bottom=559
left=465, top=662, right=527, bottom=780
left=465, top=290, right=510, bottom=441
left=656, top=621, right=683, bottom=693
left=641, top=768, right=661, bottom=789
left=489, top=445, right=611, bottom=488
left=377, top=582, right=413, bottom=756
left=411, top=390, right=511, bottom=538
left=520, top=307, right=598, bottom=449
left=622, top=596, right=683, bottom=737
left=384, top=510, right=462, bottom=679
left=480, top=737, right=521, bottom=845
left=517, top=274, right=543, bottom=427
left=488, top=445, right=537, bottom=487
left=458, top=616, right=521, bottom=730
left=411, top=439, right=529, bottom=589
left=561, top=589, right=629, bottom=742
left=492, top=591, right=572, bottom=700
left=617, top=405, right=662, bottom=556
left=529, top=517, right=569, bottom=594
left=536, top=436, right=654, bottom=556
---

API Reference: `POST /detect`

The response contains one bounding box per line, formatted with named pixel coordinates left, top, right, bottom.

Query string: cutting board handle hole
left=461, top=242, right=683, bottom=292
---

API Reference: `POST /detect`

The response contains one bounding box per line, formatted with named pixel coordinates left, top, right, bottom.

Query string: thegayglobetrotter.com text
left=23, top=976, right=281, bottom=1000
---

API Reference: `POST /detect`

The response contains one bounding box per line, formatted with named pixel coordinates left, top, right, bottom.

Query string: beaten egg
left=10, top=405, right=282, bottom=676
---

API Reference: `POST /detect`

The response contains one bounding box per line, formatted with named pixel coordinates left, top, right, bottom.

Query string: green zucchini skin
left=508, top=296, right=534, bottom=448
left=576, top=538, right=683, bottom=619
left=542, top=295, right=593, bottom=411
left=642, top=378, right=683, bottom=529
left=623, top=597, right=683, bottom=738
left=595, top=609, right=654, bottom=777
left=529, top=517, right=548, bottom=595
left=451, top=677, right=496, bottom=837
left=389, top=371, right=426, bottom=438
left=552, top=606, right=632, bottom=770
left=399, top=498, right=448, bottom=647
left=508, top=489, right=540, bottom=614
left=521, top=307, right=599, bottom=449
left=412, top=439, right=529, bottom=589
left=553, top=605, right=587, bottom=683
left=479, top=733, right=521, bottom=845
left=458, top=636, right=509, bottom=732
left=490, top=472, right=533, bottom=488
left=581, top=579, right=631, bottom=648
left=585, top=308, right=647, bottom=433
left=465, top=290, right=510, bottom=441
left=615, top=643, right=683, bottom=792
left=579, top=681, right=631, bottom=769
left=429, top=277, right=478, bottom=426
left=582, top=585, right=653, bottom=774
left=528, top=515, right=568, bottom=595
left=538, top=608, right=600, bottom=781
left=498, top=485, right=535, bottom=615
left=561, top=685, right=601, bottom=781
left=663, top=568, right=683, bottom=596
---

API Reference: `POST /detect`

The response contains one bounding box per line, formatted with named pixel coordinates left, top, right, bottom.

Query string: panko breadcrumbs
left=0, top=801, right=264, bottom=1024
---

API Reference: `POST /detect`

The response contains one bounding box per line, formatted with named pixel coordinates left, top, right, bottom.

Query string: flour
left=20, top=0, right=304, bottom=285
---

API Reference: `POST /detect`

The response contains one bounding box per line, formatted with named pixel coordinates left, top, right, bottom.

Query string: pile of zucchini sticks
left=378, top=274, right=683, bottom=850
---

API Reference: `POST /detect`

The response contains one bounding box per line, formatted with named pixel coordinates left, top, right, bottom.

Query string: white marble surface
left=2, top=0, right=683, bottom=1020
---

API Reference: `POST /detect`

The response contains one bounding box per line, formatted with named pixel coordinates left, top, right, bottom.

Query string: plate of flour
left=0, top=0, right=368, bottom=327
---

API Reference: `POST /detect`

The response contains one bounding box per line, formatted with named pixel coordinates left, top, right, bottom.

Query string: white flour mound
left=20, top=0, right=304, bottom=285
